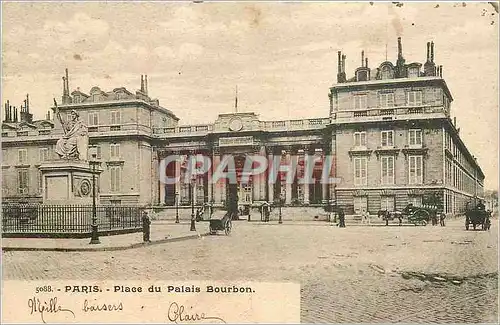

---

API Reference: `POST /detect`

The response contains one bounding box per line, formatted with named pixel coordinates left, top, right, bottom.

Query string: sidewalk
left=2, top=221, right=208, bottom=252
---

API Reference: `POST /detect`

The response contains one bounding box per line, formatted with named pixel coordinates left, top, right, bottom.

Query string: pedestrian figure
left=142, top=210, right=151, bottom=242
left=439, top=212, right=446, bottom=227
left=338, top=208, right=346, bottom=228
left=366, top=210, right=371, bottom=225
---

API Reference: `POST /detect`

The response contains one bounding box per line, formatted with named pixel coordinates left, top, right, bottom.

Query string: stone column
left=285, top=148, right=292, bottom=205
left=252, top=146, right=261, bottom=201
left=174, top=153, right=181, bottom=203
left=267, top=147, right=274, bottom=203
left=303, top=145, right=311, bottom=205
left=213, top=150, right=222, bottom=205
left=321, top=147, right=328, bottom=203
left=159, top=181, right=165, bottom=205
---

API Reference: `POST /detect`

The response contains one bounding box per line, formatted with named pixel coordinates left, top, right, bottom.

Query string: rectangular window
left=96, top=145, right=102, bottom=159
left=88, top=112, right=99, bottom=126
left=110, top=167, right=121, bottom=192
left=354, top=157, right=367, bottom=186
left=353, top=196, right=368, bottom=214
left=18, top=169, right=29, bottom=193
left=378, top=93, right=395, bottom=108
left=110, top=111, right=121, bottom=125
left=2, top=149, right=7, bottom=163
left=38, top=170, right=43, bottom=193
left=407, top=91, right=423, bottom=106
left=73, top=95, right=81, bottom=104
left=409, top=155, right=423, bottom=184
left=92, top=94, right=100, bottom=102
left=381, top=196, right=395, bottom=211
left=39, top=148, right=49, bottom=162
left=409, top=129, right=422, bottom=146
left=354, top=95, right=368, bottom=110
left=18, top=149, right=28, bottom=164
left=353, top=132, right=367, bottom=147
left=381, top=156, right=395, bottom=185
left=381, top=130, right=394, bottom=147
left=434, top=88, right=443, bottom=104
left=110, top=144, right=120, bottom=159
left=409, top=196, right=422, bottom=207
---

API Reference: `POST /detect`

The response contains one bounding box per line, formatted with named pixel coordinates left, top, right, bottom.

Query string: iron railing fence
left=1, top=204, right=144, bottom=234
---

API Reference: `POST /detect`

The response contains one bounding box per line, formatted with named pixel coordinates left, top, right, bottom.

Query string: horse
left=378, top=210, right=403, bottom=226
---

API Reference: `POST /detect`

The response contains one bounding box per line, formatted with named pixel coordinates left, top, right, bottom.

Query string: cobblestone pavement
left=3, top=218, right=498, bottom=323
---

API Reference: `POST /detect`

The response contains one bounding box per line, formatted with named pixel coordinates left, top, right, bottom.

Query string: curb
left=1, top=232, right=209, bottom=252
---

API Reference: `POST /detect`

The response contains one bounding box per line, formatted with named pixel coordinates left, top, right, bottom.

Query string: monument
left=39, top=106, right=102, bottom=205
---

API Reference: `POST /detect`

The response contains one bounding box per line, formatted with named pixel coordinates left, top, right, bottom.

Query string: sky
left=1, top=1, right=498, bottom=190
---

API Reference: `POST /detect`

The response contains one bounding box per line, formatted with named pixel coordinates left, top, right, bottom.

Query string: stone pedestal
left=39, top=160, right=103, bottom=205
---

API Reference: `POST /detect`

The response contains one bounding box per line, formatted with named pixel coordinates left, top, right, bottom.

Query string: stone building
left=1, top=39, right=485, bottom=215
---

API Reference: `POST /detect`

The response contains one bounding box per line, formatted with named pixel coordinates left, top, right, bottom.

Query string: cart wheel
left=225, top=220, right=232, bottom=236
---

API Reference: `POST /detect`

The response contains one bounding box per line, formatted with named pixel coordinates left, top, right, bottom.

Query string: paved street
left=2, top=218, right=498, bottom=323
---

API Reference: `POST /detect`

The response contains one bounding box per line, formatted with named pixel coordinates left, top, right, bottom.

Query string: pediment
left=214, top=112, right=260, bottom=132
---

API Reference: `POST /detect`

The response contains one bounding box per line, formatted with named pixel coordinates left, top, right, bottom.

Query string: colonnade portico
left=156, top=142, right=333, bottom=207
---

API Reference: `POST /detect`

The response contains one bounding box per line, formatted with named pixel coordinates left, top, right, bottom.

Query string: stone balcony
left=152, top=117, right=331, bottom=137
left=333, top=105, right=449, bottom=124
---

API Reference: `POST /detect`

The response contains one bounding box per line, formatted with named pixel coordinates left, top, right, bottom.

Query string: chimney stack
left=65, top=68, right=69, bottom=94
left=144, top=75, right=148, bottom=95
left=397, top=37, right=403, bottom=59
left=430, top=42, right=435, bottom=63
left=342, top=54, right=346, bottom=73
left=26, top=94, right=30, bottom=112
left=4, top=102, right=7, bottom=122
left=14, top=107, right=17, bottom=122
left=140, top=75, right=145, bottom=93
left=337, top=51, right=342, bottom=73
left=426, top=42, right=430, bottom=62
left=46, top=110, right=51, bottom=120
left=361, top=51, right=364, bottom=67
left=365, top=58, right=368, bottom=68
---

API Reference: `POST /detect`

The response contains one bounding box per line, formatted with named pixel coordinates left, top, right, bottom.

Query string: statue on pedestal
left=54, top=107, right=88, bottom=160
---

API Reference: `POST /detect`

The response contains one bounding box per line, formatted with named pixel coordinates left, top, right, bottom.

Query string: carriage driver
left=476, top=200, right=485, bottom=211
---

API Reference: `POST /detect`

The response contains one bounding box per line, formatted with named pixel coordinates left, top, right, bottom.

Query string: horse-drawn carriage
left=465, top=200, right=491, bottom=231
left=378, top=204, right=442, bottom=226
left=209, top=211, right=233, bottom=235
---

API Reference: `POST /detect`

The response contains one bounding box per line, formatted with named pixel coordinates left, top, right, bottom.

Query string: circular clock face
left=229, top=118, right=243, bottom=131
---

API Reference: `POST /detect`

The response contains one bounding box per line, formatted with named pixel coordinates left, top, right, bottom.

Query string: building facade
left=1, top=39, right=485, bottom=215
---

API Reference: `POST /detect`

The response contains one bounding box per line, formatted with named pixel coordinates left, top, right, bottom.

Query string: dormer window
left=381, top=66, right=394, bottom=79
left=408, top=67, right=419, bottom=78
left=92, top=94, right=100, bottom=102
left=356, top=69, right=369, bottom=82
left=73, top=95, right=81, bottom=103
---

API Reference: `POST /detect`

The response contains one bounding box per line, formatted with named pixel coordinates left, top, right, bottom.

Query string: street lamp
left=175, top=191, right=179, bottom=223
left=190, top=177, right=196, bottom=231
left=89, top=148, right=100, bottom=244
